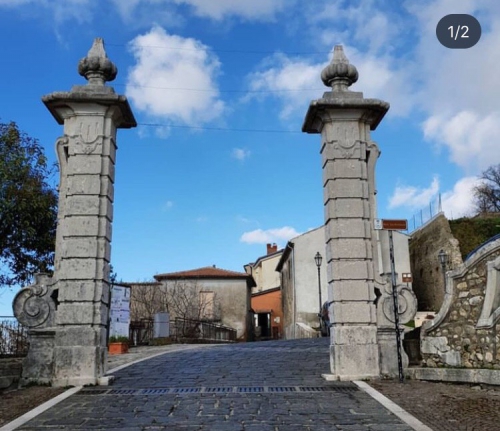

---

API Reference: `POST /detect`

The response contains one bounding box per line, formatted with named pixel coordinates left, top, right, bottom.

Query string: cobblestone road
left=17, top=339, right=415, bottom=430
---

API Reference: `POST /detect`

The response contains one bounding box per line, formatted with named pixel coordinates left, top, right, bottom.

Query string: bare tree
left=129, top=282, right=169, bottom=322
left=129, top=280, right=221, bottom=323
left=165, top=280, right=221, bottom=340
left=474, top=164, right=500, bottom=214
left=166, top=280, right=220, bottom=322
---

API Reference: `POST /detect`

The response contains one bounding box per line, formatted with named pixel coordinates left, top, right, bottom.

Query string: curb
left=107, top=343, right=219, bottom=375
left=1, top=344, right=218, bottom=430
left=354, top=381, right=434, bottom=431
left=0, top=386, right=81, bottom=431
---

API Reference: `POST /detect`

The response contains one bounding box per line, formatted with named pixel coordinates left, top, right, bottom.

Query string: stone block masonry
left=421, top=236, right=500, bottom=372
left=13, top=38, right=136, bottom=387
left=303, top=46, right=389, bottom=380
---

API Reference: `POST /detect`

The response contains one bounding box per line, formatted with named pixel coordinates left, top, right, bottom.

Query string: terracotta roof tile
left=154, top=266, right=250, bottom=280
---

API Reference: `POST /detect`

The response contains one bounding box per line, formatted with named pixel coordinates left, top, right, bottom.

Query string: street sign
left=402, top=273, right=413, bottom=283
left=374, top=219, right=408, bottom=231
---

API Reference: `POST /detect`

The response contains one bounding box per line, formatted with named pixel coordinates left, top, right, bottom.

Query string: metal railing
left=129, top=317, right=237, bottom=345
left=408, top=194, right=443, bottom=232
left=174, top=318, right=236, bottom=343
left=129, top=319, right=153, bottom=346
left=0, top=316, right=28, bottom=357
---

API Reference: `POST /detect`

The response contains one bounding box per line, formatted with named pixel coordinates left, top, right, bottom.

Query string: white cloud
left=404, top=1, right=500, bottom=173
left=389, top=174, right=482, bottom=219
left=171, top=0, right=287, bottom=21
left=240, top=226, right=301, bottom=245
left=441, top=176, right=481, bottom=219
left=389, top=176, right=439, bottom=209
left=0, top=0, right=94, bottom=23
left=110, top=0, right=142, bottom=20
left=0, top=0, right=32, bottom=5
left=246, top=54, right=320, bottom=120
left=231, top=148, right=250, bottom=161
left=162, top=200, right=174, bottom=211
left=109, top=0, right=287, bottom=24
left=245, top=45, right=413, bottom=121
left=126, top=25, right=224, bottom=125
left=308, top=1, right=401, bottom=56
left=236, top=215, right=260, bottom=227
left=423, top=111, right=500, bottom=173
left=110, top=0, right=182, bottom=27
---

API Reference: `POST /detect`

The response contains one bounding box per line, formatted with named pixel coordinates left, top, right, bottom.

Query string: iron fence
left=174, top=318, right=237, bottom=343
left=129, top=317, right=237, bottom=345
left=0, top=316, right=28, bottom=357
left=129, top=319, right=153, bottom=346
left=408, top=194, right=443, bottom=232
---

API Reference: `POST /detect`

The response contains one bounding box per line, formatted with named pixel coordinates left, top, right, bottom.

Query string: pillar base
left=378, top=327, right=408, bottom=377
left=51, top=325, right=107, bottom=387
left=20, top=328, right=56, bottom=387
left=329, top=325, right=380, bottom=379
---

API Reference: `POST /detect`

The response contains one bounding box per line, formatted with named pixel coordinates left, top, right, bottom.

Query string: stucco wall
left=378, top=230, right=412, bottom=281
left=189, top=279, right=249, bottom=340
left=251, top=253, right=282, bottom=293
left=421, top=239, right=500, bottom=369
left=409, top=213, right=463, bottom=311
left=293, top=226, right=328, bottom=328
left=130, top=279, right=249, bottom=340
left=280, top=258, right=294, bottom=339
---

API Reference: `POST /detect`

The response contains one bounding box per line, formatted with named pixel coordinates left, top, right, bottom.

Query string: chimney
left=266, top=243, right=278, bottom=255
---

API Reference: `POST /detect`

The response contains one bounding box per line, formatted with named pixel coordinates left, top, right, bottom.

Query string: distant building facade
left=276, top=227, right=328, bottom=339
left=128, top=266, right=254, bottom=341
left=245, top=244, right=284, bottom=339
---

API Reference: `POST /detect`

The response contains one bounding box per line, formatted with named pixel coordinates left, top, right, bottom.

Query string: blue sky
left=0, top=0, right=498, bottom=314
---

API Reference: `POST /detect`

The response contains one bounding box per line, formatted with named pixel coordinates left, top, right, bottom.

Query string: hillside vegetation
left=449, top=215, right=500, bottom=259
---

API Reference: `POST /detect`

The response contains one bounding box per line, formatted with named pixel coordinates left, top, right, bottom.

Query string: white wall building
left=276, top=226, right=328, bottom=339
left=244, top=243, right=283, bottom=294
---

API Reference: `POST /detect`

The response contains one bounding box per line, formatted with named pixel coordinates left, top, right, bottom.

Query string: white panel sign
left=109, top=285, right=130, bottom=338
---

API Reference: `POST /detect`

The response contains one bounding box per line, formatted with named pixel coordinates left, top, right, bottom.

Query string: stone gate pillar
left=303, top=46, right=389, bottom=380
left=14, top=38, right=136, bottom=387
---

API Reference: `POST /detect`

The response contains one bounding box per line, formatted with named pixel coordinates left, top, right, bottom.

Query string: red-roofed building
left=128, top=266, right=255, bottom=341
left=155, top=266, right=252, bottom=281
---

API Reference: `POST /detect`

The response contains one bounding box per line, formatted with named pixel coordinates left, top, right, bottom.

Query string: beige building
left=244, top=243, right=283, bottom=294
left=129, top=266, right=254, bottom=341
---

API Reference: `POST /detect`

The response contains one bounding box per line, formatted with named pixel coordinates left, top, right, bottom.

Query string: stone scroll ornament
left=477, top=254, right=500, bottom=328
left=13, top=274, right=56, bottom=328
left=378, top=280, right=417, bottom=326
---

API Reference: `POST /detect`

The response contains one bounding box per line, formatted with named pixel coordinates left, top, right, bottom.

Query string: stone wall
left=409, top=213, right=462, bottom=311
left=421, top=237, right=500, bottom=369
left=0, top=358, right=22, bottom=389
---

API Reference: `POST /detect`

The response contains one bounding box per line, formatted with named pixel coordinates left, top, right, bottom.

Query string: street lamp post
left=438, top=249, right=448, bottom=290
left=314, top=252, right=323, bottom=330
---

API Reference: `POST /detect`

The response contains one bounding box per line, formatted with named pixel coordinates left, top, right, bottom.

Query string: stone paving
left=15, top=338, right=415, bottom=430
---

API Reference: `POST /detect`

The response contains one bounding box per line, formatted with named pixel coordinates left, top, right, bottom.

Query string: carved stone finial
left=321, top=45, right=358, bottom=92
left=78, top=38, right=117, bottom=86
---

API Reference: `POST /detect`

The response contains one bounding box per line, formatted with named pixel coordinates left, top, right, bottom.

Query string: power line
left=138, top=122, right=302, bottom=134
left=107, top=42, right=332, bottom=56
left=115, top=83, right=324, bottom=94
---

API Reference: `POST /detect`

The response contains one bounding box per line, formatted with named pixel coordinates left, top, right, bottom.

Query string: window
left=199, top=291, right=215, bottom=320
